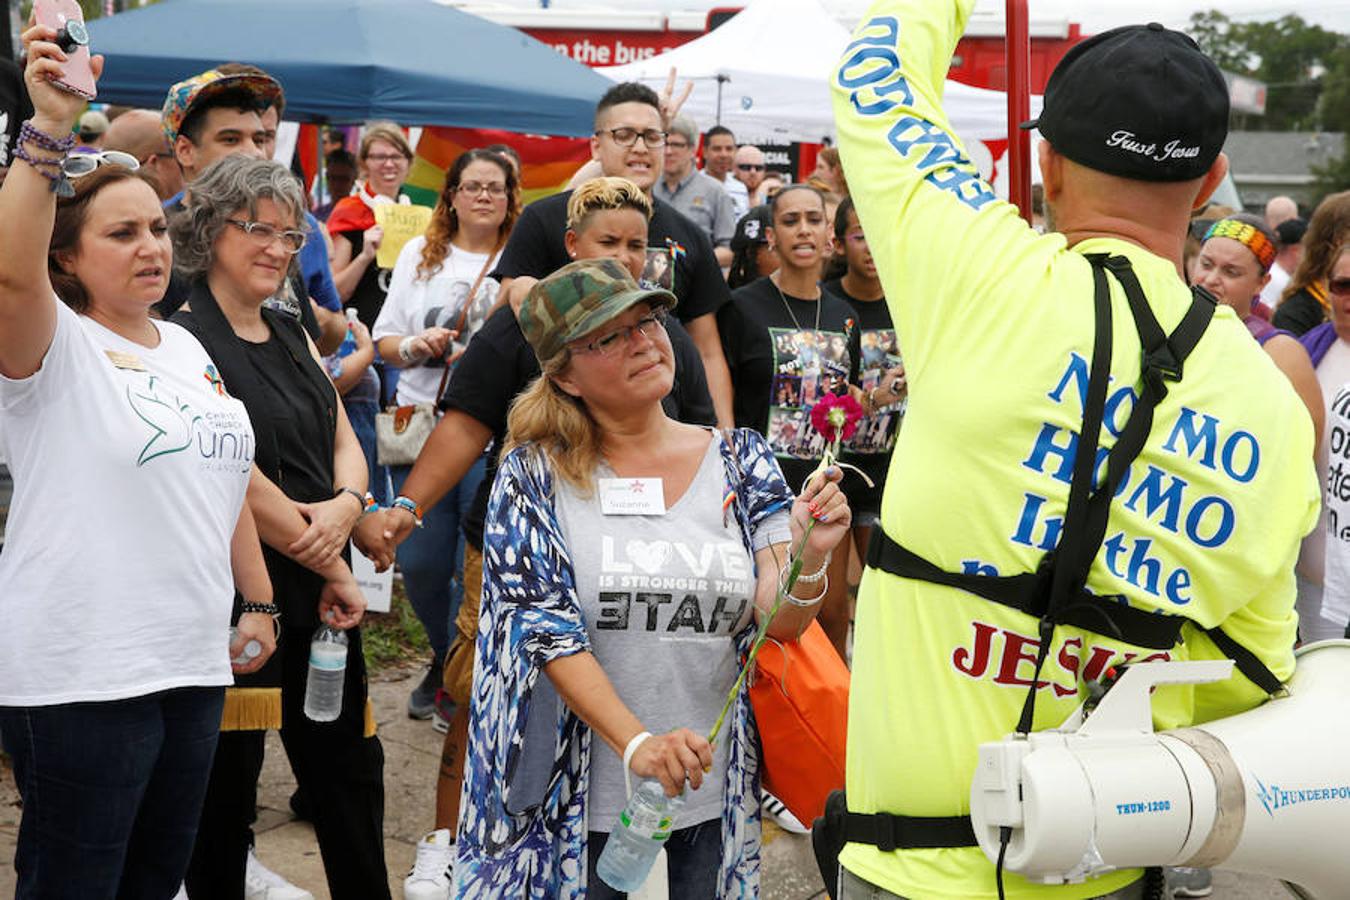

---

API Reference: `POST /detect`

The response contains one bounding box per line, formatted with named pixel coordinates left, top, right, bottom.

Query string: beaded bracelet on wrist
left=16, top=121, right=76, bottom=196
left=391, top=495, right=424, bottom=528
left=240, top=600, right=281, bottom=617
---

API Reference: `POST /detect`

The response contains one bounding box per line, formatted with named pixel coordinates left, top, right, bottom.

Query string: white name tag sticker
left=598, top=477, right=665, bottom=516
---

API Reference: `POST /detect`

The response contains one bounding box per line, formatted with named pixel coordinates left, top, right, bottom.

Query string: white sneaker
left=245, top=847, right=314, bottom=900
left=404, top=828, right=455, bottom=900
left=762, top=792, right=810, bottom=834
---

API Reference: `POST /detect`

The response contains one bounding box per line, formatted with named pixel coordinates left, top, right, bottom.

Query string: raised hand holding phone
left=31, top=0, right=97, bottom=101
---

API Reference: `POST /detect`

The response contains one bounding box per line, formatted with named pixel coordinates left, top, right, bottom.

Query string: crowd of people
left=0, top=0, right=1347, bottom=898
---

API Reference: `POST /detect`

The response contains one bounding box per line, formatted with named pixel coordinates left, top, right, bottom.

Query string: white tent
left=597, top=0, right=1042, bottom=190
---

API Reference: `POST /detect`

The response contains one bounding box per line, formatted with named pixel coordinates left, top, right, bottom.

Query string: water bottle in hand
left=304, top=621, right=348, bottom=722
left=227, top=626, right=263, bottom=666
left=596, top=780, right=684, bottom=891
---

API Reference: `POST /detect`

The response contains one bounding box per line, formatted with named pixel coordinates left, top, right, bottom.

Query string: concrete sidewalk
left=0, top=665, right=1291, bottom=898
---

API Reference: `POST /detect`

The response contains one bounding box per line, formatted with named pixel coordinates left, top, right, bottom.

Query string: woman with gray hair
left=169, top=155, right=391, bottom=899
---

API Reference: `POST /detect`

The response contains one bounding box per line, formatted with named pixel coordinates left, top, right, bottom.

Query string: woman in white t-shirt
left=372, top=148, right=518, bottom=719
left=0, top=28, right=274, bottom=896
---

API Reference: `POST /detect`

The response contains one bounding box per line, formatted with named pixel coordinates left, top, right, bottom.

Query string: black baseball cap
left=1021, top=23, right=1229, bottom=183
left=731, top=205, right=773, bottom=253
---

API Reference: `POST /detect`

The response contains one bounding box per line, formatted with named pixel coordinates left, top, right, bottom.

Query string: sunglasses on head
left=61, top=150, right=141, bottom=179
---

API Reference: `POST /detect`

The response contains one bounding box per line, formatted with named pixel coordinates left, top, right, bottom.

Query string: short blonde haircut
left=566, top=177, right=652, bottom=231
left=358, top=121, right=413, bottom=165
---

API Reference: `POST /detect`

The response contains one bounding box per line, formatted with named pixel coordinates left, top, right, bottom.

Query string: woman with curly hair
left=1272, top=190, right=1350, bottom=336
left=372, top=148, right=519, bottom=721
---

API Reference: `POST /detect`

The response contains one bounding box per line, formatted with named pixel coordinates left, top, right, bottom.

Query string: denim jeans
left=390, top=455, right=487, bottom=661
left=838, top=867, right=1146, bottom=899
left=344, top=396, right=389, bottom=505
left=586, top=818, right=723, bottom=899
left=0, top=686, right=225, bottom=900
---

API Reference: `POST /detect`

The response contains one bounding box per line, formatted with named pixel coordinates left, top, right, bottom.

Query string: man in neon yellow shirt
left=831, top=3, right=1321, bottom=898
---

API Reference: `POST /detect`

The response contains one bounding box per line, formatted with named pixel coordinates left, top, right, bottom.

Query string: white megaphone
left=969, top=641, right=1350, bottom=899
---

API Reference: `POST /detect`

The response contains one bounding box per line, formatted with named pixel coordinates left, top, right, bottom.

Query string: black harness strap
left=844, top=253, right=1280, bottom=853
left=842, top=811, right=977, bottom=852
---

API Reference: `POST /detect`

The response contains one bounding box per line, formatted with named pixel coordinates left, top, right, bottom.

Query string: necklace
left=770, top=273, right=822, bottom=334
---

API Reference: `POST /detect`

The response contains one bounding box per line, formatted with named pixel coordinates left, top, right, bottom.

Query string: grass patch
left=361, top=580, right=432, bottom=674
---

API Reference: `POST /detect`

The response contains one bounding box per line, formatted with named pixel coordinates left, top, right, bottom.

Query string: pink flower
left=809, top=393, right=864, bottom=444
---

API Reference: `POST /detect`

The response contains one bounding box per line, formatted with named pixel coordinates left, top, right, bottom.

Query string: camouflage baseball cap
left=520, top=258, right=677, bottom=362
left=161, top=68, right=282, bottom=144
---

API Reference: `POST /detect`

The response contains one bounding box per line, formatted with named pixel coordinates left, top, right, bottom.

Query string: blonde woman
left=387, top=177, right=714, bottom=896
left=453, top=257, right=851, bottom=898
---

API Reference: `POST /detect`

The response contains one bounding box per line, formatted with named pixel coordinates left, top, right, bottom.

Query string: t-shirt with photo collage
left=719, top=276, right=861, bottom=494
left=823, top=277, right=905, bottom=515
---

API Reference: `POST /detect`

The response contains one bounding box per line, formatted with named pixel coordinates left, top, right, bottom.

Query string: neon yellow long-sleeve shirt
left=831, top=3, right=1320, bottom=897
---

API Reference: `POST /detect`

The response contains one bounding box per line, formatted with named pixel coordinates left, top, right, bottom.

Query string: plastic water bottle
left=337, top=307, right=359, bottom=358
left=304, top=623, right=348, bottom=722
left=227, top=626, right=263, bottom=666
left=596, top=780, right=684, bottom=891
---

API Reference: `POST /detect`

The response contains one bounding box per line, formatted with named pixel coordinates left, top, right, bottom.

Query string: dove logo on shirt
left=125, top=374, right=253, bottom=471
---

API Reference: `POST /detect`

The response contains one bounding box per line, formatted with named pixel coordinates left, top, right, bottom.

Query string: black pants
left=185, top=626, right=390, bottom=900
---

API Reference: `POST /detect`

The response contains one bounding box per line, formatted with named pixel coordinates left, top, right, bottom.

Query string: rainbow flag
left=407, top=127, right=593, bottom=209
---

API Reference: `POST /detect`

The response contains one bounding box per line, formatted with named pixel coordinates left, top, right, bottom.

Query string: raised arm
left=0, top=24, right=100, bottom=378
left=832, top=0, right=1036, bottom=364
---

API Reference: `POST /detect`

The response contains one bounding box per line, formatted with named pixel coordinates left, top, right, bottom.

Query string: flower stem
left=707, top=517, right=818, bottom=748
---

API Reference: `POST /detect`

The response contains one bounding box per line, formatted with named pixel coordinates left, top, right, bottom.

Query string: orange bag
left=749, top=620, right=850, bottom=825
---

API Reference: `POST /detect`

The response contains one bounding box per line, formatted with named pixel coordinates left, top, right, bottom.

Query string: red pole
left=1006, top=0, right=1032, bottom=223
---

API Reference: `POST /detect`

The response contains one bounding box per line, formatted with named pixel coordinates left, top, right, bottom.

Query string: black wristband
left=335, top=487, right=365, bottom=510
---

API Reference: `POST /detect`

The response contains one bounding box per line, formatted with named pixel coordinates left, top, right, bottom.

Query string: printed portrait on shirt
left=847, top=326, right=905, bottom=455
left=767, top=326, right=851, bottom=461
left=641, top=247, right=674, bottom=292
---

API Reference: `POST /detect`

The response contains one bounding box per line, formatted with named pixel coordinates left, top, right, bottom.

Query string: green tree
left=1188, top=10, right=1350, bottom=131
left=1312, top=148, right=1350, bottom=196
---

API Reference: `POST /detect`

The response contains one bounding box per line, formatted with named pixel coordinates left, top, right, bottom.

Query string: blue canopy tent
left=85, top=0, right=609, bottom=135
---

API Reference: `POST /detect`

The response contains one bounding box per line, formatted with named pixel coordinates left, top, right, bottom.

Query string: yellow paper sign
left=374, top=204, right=434, bottom=269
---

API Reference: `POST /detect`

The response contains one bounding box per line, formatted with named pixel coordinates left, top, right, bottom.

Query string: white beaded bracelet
left=793, top=552, right=831, bottom=584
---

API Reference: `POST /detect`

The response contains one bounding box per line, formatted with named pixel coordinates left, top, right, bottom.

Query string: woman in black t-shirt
left=170, top=157, right=387, bottom=899
left=717, top=184, right=862, bottom=663
left=822, top=197, right=907, bottom=548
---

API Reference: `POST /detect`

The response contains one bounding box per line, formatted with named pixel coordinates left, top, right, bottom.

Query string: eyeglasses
left=226, top=219, right=307, bottom=255
left=666, top=140, right=691, bottom=150
left=1329, top=277, right=1350, bottom=297
left=737, top=163, right=766, bottom=172
left=456, top=181, right=508, bottom=199
left=61, top=150, right=140, bottom=179
left=595, top=127, right=667, bottom=149
left=573, top=310, right=667, bottom=357
left=365, top=152, right=409, bottom=164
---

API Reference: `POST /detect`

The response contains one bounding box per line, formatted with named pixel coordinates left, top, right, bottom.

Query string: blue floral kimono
left=454, top=428, right=794, bottom=899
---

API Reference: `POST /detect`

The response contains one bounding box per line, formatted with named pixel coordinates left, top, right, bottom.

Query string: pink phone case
left=33, top=0, right=96, bottom=101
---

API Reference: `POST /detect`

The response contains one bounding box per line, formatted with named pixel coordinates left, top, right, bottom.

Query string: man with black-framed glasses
left=656, top=114, right=735, bottom=267
left=493, top=81, right=737, bottom=428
